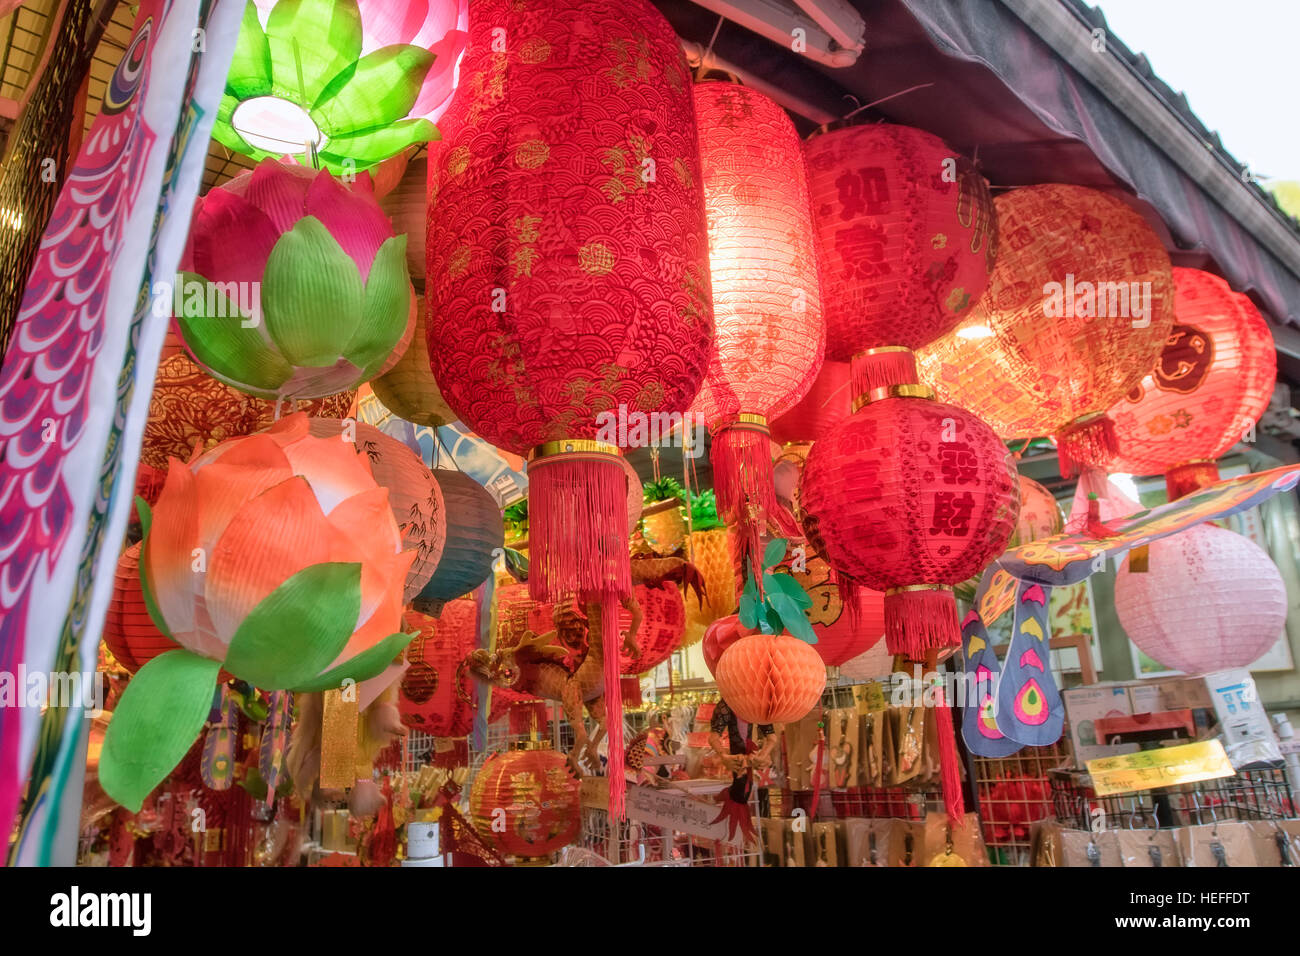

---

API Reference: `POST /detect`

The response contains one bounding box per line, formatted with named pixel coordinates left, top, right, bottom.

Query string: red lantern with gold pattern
left=398, top=602, right=478, bottom=737
left=1106, top=267, right=1276, bottom=500
left=469, top=744, right=581, bottom=860
left=619, top=581, right=686, bottom=675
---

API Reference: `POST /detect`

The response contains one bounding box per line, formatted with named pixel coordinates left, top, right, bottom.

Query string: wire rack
left=973, top=740, right=1072, bottom=866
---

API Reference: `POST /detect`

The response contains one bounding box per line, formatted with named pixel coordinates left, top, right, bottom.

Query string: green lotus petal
left=227, top=1, right=273, bottom=100
left=261, top=217, right=364, bottom=366
left=134, top=496, right=175, bottom=640
left=174, top=271, right=293, bottom=394
left=222, top=562, right=362, bottom=690
left=344, top=235, right=410, bottom=368
left=310, top=44, right=434, bottom=137
left=290, top=630, right=417, bottom=693
left=317, top=118, right=438, bottom=171
left=99, top=651, right=221, bottom=812
left=265, top=0, right=363, bottom=105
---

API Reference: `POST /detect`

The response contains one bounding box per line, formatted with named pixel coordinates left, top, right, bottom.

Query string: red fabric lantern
left=104, top=544, right=176, bottom=673
left=688, top=81, right=825, bottom=547
left=770, top=359, right=851, bottom=446
left=618, top=581, right=686, bottom=675
left=469, top=746, right=581, bottom=859
left=1107, top=267, right=1276, bottom=500
left=919, top=184, right=1175, bottom=476
left=398, top=602, right=478, bottom=737
left=714, top=633, right=825, bottom=724
left=790, top=553, right=886, bottom=668
left=805, top=123, right=996, bottom=392
left=426, top=0, right=713, bottom=817
left=701, top=614, right=745, bottom=676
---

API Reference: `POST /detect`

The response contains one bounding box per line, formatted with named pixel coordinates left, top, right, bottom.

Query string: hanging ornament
left=713, top=633, right=824, bottom=724
left=410, top=470, right=502, bottom=616
left=398, top=602, right=478, bottom=737
left=425, top=0, right=713, bottom=817
left=104, top=544, right=177, bottom=674
left=770, top=359, right=852, bottom=447
left=618, top=580, right=686, bottom=675
left=469, top=743, right=581, bottom=861
left=177, top=159, right=416, bottom=400
left=213, top=0, right=468, bottom=174
left=1014, top=475, right=1065, bottom=544
left=1115, top=523, right=1286, bottom=674
left=1107, top=267, right=1276, bottom=500
left=688, top=81, right=825, bottom=564
left=918, top=184, right=1175, bottom=476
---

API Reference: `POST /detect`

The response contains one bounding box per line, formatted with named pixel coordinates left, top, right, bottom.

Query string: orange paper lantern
left=713, top=633, right=825, bottom=724
left=470, top=746, right=581, bottom=859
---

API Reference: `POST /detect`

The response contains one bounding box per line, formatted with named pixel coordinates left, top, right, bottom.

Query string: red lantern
left=713, top=633, right=825, bottom=724
left=398, top=602, right=478, bottom=737
left=426, top=0, right=713, bottom=816
left=770, top=359, right=851, bottom=447
left=919, top=184, right=1175, bottom=476
left=1107, top=267, right=1276, bottom=500
left=104, top=544, right=176, bottom=673
left=702, top=614, right=746, bottom=675
left=791, top=554, right=886, bottom=668
left=618, top=581, right=686, bottom=675
left=689, top=81, right=825, bottom=546
left=469, top=745, right=581, bottom=859
left=805, top=123, right=996, bottom=392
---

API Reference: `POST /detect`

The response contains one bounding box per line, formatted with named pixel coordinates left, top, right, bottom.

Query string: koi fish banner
left=960, top=465, right=1300, bottom=757
left=0, top=0, right=242, bottom=864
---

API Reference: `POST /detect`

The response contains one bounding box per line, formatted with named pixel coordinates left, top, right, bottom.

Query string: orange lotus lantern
left=918, top=184, right=1175, bottom=476
left=1107, top=267, right=1276, bottom=500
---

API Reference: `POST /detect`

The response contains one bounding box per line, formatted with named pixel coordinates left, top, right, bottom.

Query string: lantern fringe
left=934, top=687, right=966, bottom=826
left=527, top=453, right=632, bottom=603
left=600, top=593, right=626, bottom=821
left=850, top=347, right=919, bottom=396
left=1055, top=414, right=1118, bottom=478
left=884, top=588, right=960, bottom=660
left=1165, top=460, right=1221, bottom=502
left=713, top=425, right=800, bottom=578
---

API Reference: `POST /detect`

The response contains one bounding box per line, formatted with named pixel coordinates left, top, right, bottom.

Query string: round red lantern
left=770, top=359, right=851, bottom=447
left=702, top=614, right=746, bottom=675
left=1107, top=267, right=1276, bottom=500
left=411, top=470, right=502, bottom=616
left=918, top=184, right=1175, bottom=476
left=688, top=81, right=825, bottom=542
left=398, top=602, right=478, bottom=737
left=790, top=554, right=886, bottom=668
left=1115, top=524, right=1286, bottom=674
left=805, top=122, right=996, bottom=392
left=104, top=544, right=176, bottom=673
left=470, top=745, right=581, bottom=860
left=426, top=0, right=713, bottom=815
left=618, top=581, right=686, bottom=675
left=714, top=633, right=825, bottom=724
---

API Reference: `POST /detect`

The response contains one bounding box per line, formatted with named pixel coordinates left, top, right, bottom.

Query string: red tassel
left=884, top=587, right=960, bottom=660
left=850, top=347, right=918, bottom=396
left=928, top=660, right=966, bottom=827
left=714, top=421, right=799, bottom=580
left=1165, top=460, right=1220, bottom=502
left=1055, top=413, right=1119, bottom=478
left=600, top=593, right=626, bottom=820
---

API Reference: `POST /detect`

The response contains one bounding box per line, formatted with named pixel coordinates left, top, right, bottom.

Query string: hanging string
left=842, top=83, right=935, bottom=121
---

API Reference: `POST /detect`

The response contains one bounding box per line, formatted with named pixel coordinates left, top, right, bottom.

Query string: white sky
left=1097, top=0, right=1299, bottom=182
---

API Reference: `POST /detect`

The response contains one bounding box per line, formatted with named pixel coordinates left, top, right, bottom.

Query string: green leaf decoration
left=311, top=44, right=434, bottom=137
left=266, top=0, right=363, bottom=106
left=346, top=234, right=411, bottom=369
left=501, top=547, right=528, bottom=583
left=262, top=217, right=365, bottom=367
left=769, top=591, right=818, bottom=643
left=763, top=537, right=788, bottom=572
left=689, top=489, right=725, bottom=531
left=764, top=571, right=813, bottom=610
left=99, top=650, right=221, bottom=812
left=738, top=572, right=759, bottom=630
left=642, top=476, right=685, bottom=504
left=761, top=603, right=782, bottom=636
left=222, top=562, right=362, bottom=689
left=226, top=1, right=273, bottom=100
left=134, top=496, right=174, bottom=640
left=290, top=630, right=416, bottom=693
left=175, top=271, right=293, bottom=394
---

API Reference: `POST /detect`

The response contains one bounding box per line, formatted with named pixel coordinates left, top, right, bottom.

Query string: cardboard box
left=1203, top=668, right=1282, bottom=766
left=1063, top=685, right=1136, bottom=765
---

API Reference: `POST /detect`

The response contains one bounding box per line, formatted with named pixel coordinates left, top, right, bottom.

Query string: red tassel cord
left=599, top=593, right=626, bottom=821
left=1054, top=413, right=1119, bottom=478
left=926, top=650, right=966, bottom=827
left=713, top=420, right=800, bottom=580
left=884, top=586, right=960, bottom=661
left=1165, top=460, right=1220, bottom=502
left=850, top=346, right=920, bottom=396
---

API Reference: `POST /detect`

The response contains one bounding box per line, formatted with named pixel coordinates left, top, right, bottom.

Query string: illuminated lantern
left=918, top=184, right=1175, bottom=476
left=177, top=159, right=416, bottom=400
left=398, top=602, right=478, bottom=737
left=804, top=123, right=996, bottom=392
left=1107, top=267, right=1276, bottom=500
left=714, top=633, right=825, bottom=724
left=104, top=544, right=176, bottom=674
left=411, top=470, right=502, bottom=616
left=770, top=359, right=851, bottom=447
left=1013, top=475, right=1064, bottom=544
left=470, top=744, right=581, bottom=860
left=619, top=582, right=686, bottom=675
left=688, top=81, right=825, bottom=549
left=426, top=0, right=713, bottom=815
left=214, top=0, right=468, bottom=174
left=1115, top=524, right=1286, bottom=674
left=307, top=418, right=445, bottom=602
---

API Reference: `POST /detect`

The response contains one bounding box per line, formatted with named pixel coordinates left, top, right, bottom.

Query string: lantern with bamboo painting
left=1106, top=267, right=1276, bottom=500
left=918, top=184, right=1175, bottom=476
left=425, top=0, right=713, bottom=817
left=688, top=81, right=825, bottom=563
left=411, top=470, right=502, bottom=617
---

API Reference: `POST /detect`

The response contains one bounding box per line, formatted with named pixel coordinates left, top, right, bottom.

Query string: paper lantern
left=918, top=184, right=1175, bottom=476
left=683, top=526, right=737, bottom=646
left=104, top=544, right=176, bottom=674
left=411, top=470, right=502, bottom=616
left=143, top=345, right=355, bottom=470
left=398, top=602, right=478, bottom=737
left=713, top=633, right=825, bottom=724
left=618, top=582, right=686, bottom=675
left=1014, top=475, right=1064, bottom=545
left=689, top=81, right=825, bottom=543
left=425, top=0, right=713, bottom=815
left=1115, top=523, right=1286, bottom=674
left=470, top=745, right=581, bottom=859
left=770, top=359, right=851, bottom=447
left=805, top=122, right=996, bottom=392
left=801, top=396, right=1019, bottom=658
left=177, top=158, right=415, bottom=400
left=213, top=0, right=468, bottom=173
left=307, top=418, right=445, bottom=602
left=789, top=553, right=886, bottom=668
left=1107, top=267, right=1276, bottom=500
left=100, top=413, right=415, bottom=811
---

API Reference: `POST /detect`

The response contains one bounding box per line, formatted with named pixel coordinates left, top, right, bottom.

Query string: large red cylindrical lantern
left=689, top=81, right=825, bottom=550
left=398, top=602, right=479, bottom=738
left=919, top=184, right=1175, bottom=476
left=770, top=359, right=851, bottom=447
left=1107, top=267, right=1276, bottom=499
left=426, top=0, right=713, bottom=815
left=470, top=745, right=581, bottom=860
